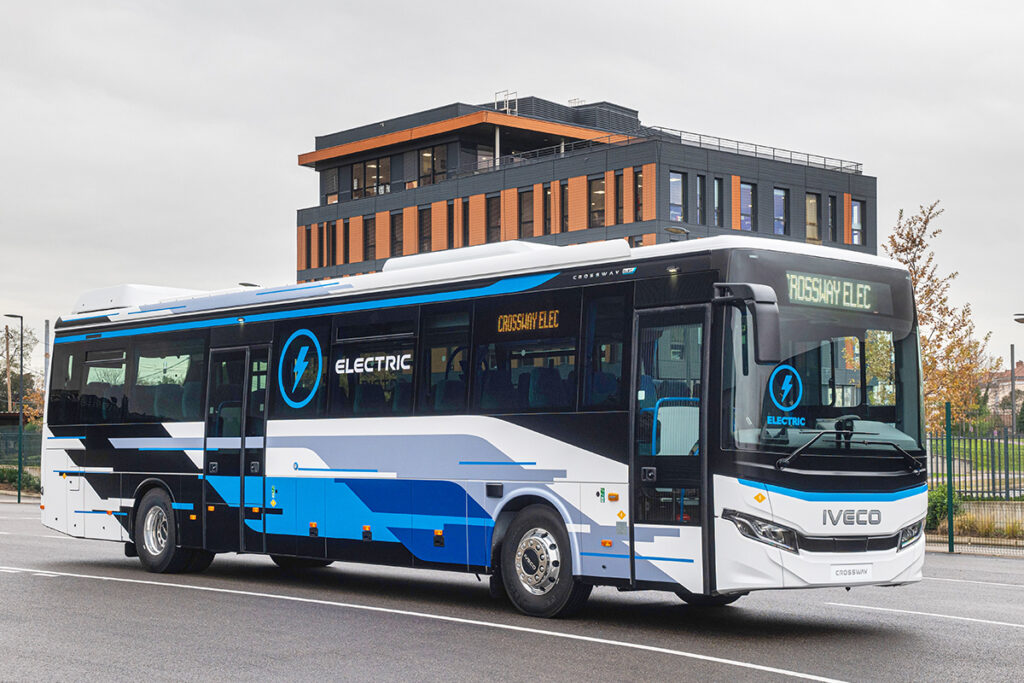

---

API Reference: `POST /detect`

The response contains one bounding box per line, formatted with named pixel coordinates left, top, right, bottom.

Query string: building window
left=447, top=202, right=454, bottom=248
left=713, top=177, right=723, bottom=227
left=615, top=174, right=624, bottom=224
left=627, top=235, right=643, bottom=248
left=851, top=199, right=865, bottom=245
left=634, top=169, right=643, bottom=221
left=696, top=175, right=706, bottom=225
left=740, top=182, right=756, bottom=231
left=322, top=168, right=339, bottom=205
left=518, top=189, right=534, bottom=239
left=304, top=225, right=311, bottom=268
left=828, top=195, right=837, bottom=241
left=462, top=200, right=470, bottom=246
left=419, top=207, right=431, bottom=253
left=363, top=217, right=376, bottom=261
left=352, top=158, right=391, bottom=199
left=326, top=221, right=336, bottom=266
left=561, top=183, right=569, bottom=230
left=588, top=178, right=605, bottom=228
left=669, top=171, right=685, bottom=222
left=773, top=188, right=789, bottom=235
left=543, top=184, right=552, bottom=235
left=317, top=223, right=325, bottom=266
left=342, top=219, right=350, bottom=264
left=389, top=213, right=403, bottom=257
left=418, top=145, right=448, bottom=186
left=486, top=196, right=501, bottom=243
left=806, top=193, right=821, bottom=242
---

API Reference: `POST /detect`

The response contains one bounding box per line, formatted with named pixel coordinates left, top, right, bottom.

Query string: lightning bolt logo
left=292, top=346, right=310, bottom=392
left=780, top=373, right=794, bottom=404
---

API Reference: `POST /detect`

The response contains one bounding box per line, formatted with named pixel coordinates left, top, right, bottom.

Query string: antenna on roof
left=568, top=97, right=586, bottom=107
left=494, top=89, right=518, bottom=116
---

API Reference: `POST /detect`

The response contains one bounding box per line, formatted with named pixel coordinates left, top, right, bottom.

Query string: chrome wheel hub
left=143, top=505, right=168, bottom=556
left=515, top=527, right=561, bottom=595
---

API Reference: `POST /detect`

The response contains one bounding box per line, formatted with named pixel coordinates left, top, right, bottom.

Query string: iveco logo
left=823, top=509, right=882, bottom=526
left=278, top=328, right=323, bottom=409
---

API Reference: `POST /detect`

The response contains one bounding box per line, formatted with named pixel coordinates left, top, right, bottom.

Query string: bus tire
left=270, top=555, right=333, bottom=571
left=185, top=549, right=216, bottom=573
left=500, top=504, right=591, bottom=618
left=134, top=488, right=193, bottom=573
left=676, top=592, right=744, bottom=607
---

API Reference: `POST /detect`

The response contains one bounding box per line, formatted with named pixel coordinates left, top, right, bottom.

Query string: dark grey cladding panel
left=719, top=153, right=759, bottom=177
left=373, top=191, right=408, bottom=212
left=606, top=140, right=658, bottom=168
left=415, top=183, right=450, bottom=204
left=314, top=103, right=481, bottom=150
left=607, top=224, right=646, bottom=239
left=553, top=152, right=612, bottom=178
left=502, top=161, right=554, bottom=188
left=456, top=173, right=503, bottom=197
left=390, top=154, right=405, bottom=183
left=850, top=174, right=876, bottom=197
left=339, top=166, right=352, bottom=195
left=755, top=158, right=806, bottom=186
left=804, top=166, right=852, bottom=191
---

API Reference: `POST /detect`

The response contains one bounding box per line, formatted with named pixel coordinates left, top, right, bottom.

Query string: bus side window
left=129, top=335, right=206, bottom=423
left=417, top=307, right=470, bottom=414
left=581, top=286, right=631, bottom=410
left=47, top=345, right=82, bottom=425
left=80, top=349, right=127, bottom=424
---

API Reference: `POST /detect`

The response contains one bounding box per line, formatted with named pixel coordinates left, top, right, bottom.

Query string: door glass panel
left=207, top=352, right=246, bottom=438
left=246, top=349, right=269, bottom=437
left=636, top=318, right=702, bottom=457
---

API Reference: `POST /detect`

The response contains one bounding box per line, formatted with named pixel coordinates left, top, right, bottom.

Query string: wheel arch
left=130, top=477, right=177, bottom=540
left=490, top=488, right=581, bottom=576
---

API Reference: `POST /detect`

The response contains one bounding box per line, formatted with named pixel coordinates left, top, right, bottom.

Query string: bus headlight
left=722, top=509, right=798, bottom=554
left=898, top=519, right=924, bottom=550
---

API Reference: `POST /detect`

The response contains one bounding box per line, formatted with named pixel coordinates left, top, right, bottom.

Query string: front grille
left=797, top=532, right=899, bottom=553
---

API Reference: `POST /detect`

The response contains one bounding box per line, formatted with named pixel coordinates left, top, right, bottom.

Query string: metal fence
left=926, top=405, right=1024, bottom=557
left=0, top=426, right=41, bottom=468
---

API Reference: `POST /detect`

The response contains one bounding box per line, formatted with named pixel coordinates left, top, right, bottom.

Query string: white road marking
left=0, top=569, right=19, bottom=573
left=0, top=565, right=845, bottom=683
left=924, top=576, right=1024, bottom=590
left=33, top=573, right=56, bottom=577
left=0, top=531, right=75, bottom=540
left=827, top=602, right=1024, bottom=629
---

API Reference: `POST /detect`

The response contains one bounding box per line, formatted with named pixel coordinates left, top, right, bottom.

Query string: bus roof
left=59, top=236, right=905, bottom=330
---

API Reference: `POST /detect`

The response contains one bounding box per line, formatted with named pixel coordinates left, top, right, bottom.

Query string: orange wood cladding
left=431, top=201, right=447, bottom=252
left=402, top=206, right=417, bottom=255
left=532, top=183, right=545, bottom=237
left=296, top=226, right=307, bottom=271
left=604, top=170, right=616, bottom=227
left=641, top=163, right=657, bottom=222
left=641, top=232, right=657, bottom=247
left=731, top=175, right=741, bottom=230
left=567, top=176, right=587, bottom=231
left=298, top=110, right=635, bottom=166
left=621, top=167, right=635, bottom=225
left=500, top=188, right=518, bottom=241
left=551, top=182, right=562, bottom=233
left=349, top=216, right=364, bottom=263
left=843, top=193, right=853, bottom=244
left=468, top=194, right=486, bottom=245
left=375, top=211, right=390, bottom=259
left=453, top=198, right=464, bottom=248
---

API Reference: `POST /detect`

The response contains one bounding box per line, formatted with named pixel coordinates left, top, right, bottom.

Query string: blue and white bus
left=41, top=236, right=926, bottom=617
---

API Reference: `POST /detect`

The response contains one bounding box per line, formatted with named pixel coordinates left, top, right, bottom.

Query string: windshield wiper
left=775, top=430, right=924, bottom=474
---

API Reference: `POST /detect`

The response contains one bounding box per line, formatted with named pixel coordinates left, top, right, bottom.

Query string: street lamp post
left=4, top=314, right=23, bottom=503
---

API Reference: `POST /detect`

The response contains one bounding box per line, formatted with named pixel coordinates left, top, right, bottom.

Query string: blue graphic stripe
left=55, top=272, right=558, bottom=343
left=458, top=461, right=537, bottom=466
left=256, top=282, right=349, bottom=296
left=738, top=479, right=928, bottom=502
left=74, top=510, right=127, bottom=517
left=171, top=502, right=194, bottom=511
left=61, top=314, right=110, bottom=323
left=294, top=466, right=378, bottom=473
left=48, top=435, right=85, bottom=440
left=581, top=551, right=630, bottom=559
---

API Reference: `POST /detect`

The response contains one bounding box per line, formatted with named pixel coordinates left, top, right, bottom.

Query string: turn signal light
left=310, top=521, right=317, bottom=528
left=39, top=505, right=45, bottom=510
left=207, top=505, right=214, bottom=512
left=189, top=514, right=197, bottom=521
left=252, top=507, right=259, bottom=513
left=363, top=525, right=371, bottom=531
left=601, top=539, right=613, bottom=547
left=608, top=493, right=619, bottom=501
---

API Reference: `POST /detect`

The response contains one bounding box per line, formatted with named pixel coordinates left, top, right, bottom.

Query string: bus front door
left=631, top=306, right=708, bottom=594
left=203, top=346, right=269, bottom=553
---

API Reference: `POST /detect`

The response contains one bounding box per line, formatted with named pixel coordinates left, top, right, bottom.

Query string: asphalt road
left=2, top=500, right=1022, bottom=682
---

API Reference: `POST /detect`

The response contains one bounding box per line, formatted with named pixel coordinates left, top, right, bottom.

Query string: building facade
left=295, top=96, right=876, bottom=282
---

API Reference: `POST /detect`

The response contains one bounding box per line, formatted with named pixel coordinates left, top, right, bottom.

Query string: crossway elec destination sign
left=785, top=271, right=892, bottom=314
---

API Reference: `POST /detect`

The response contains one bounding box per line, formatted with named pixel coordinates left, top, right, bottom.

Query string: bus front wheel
left=500, top=504, right=591, bottom=618
left=134, top=488, right=195, bottom=573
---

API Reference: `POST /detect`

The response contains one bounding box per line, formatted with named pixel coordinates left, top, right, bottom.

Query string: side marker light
left=601, top=539, right=613, bottom=547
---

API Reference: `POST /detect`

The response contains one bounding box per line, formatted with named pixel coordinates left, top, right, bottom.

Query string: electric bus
left=41, top=236, right=926, bottom=617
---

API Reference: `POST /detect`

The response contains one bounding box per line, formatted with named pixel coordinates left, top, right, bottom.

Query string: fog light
left=898, top=519, right=924, bottom=550
left=723, top=509, right=798, bottom=554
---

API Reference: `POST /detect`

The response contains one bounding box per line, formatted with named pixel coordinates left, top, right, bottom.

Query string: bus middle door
left=631, top=306, right=707, bottom=594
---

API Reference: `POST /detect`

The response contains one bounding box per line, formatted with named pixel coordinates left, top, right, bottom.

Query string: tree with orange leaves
left=883, top=201, right=998, bottom=432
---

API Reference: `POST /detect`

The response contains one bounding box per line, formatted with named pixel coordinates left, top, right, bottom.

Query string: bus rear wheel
left=270, top=555, right=334, bottom=571
left=134, top=488, right=194, bottom=573
left=676, top=592, right=744, bottom=607
left=500, top=504, right=591, bottom=618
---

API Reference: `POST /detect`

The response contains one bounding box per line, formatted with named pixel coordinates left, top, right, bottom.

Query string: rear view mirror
left=713, top=282, right=781, bottom=364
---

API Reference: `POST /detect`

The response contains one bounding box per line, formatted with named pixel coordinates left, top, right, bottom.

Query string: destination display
left=784, top=271, right=893, bottom=315
left=496, top=309, right=561, bottom=334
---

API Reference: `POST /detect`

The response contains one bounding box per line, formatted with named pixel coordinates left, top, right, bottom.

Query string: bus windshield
left=723, top=251, right=923, bottom=456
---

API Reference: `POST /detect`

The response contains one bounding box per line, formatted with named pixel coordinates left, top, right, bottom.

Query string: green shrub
left=927, top=485, right=963, bottom=530
left=0, top=466, right=40, bottom=493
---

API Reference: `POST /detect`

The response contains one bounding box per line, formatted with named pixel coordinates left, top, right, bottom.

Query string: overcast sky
left=2, top=1, right=1021, bottom=373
